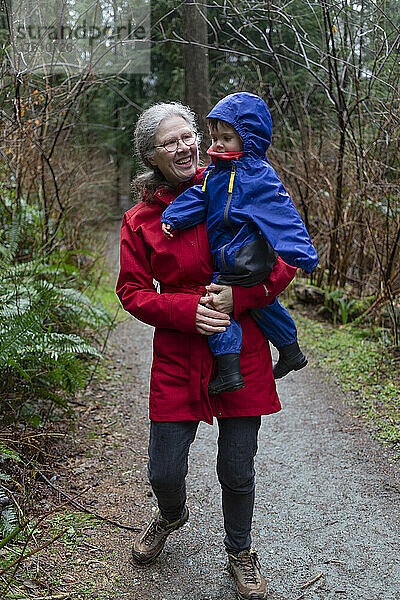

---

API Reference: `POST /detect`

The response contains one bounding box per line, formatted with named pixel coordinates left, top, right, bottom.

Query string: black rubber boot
left=273, top=341, right=308, bottom=379
left=208, top=354, right=245, bottom=395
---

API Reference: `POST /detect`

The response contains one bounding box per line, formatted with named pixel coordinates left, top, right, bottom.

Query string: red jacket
left=116, top=170, right=296, bottom=424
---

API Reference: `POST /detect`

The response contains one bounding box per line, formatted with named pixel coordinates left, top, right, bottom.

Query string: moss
left=348, top=296, right=375, bottom=319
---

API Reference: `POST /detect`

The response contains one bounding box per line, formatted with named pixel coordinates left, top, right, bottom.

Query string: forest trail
left=42, top=222, right=400, bottom=600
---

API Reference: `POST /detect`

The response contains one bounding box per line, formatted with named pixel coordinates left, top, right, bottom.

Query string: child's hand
left=162, top=223, right=175, bottom=239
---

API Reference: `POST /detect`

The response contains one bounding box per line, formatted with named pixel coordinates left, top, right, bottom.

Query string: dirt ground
left=33, top=223, right=400, bottom=600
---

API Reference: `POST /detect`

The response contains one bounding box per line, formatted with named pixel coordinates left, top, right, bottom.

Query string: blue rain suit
left=162, top=92, right=318, bottom=355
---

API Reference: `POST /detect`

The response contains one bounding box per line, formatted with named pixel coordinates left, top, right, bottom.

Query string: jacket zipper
left=220, top=244, right=228, bottom=271
left=223, top=163, right=236, bottom=227
left=220, top=163, right=237, bottom=271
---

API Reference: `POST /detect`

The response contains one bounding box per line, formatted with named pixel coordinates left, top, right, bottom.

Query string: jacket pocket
left=234, top=237, right=278, bottom=277
left=217, top=237, right=278, bottom=287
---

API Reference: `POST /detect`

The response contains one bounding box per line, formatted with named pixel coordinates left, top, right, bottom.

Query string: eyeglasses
left=154, top=133, right=197, bottom=153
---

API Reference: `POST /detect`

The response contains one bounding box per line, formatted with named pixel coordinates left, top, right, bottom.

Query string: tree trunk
left=182, top=0, right=210, bottom=157
left=328, top=120, right=346, bottom=287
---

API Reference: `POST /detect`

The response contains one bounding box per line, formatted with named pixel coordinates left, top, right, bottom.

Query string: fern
left=0, top=198, right=114, bottom=412
left=0, top=445, right=22, bottom=463
left=0, top=206, right=24, bottom=264
left=0, top=485, right=19, bottom=541
left=0, top=505, right=18, bottom=538
left=0, top=449, right=20, bottom=542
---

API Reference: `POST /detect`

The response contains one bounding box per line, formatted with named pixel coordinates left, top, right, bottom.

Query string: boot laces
left=143, top=515, right=168, bottom=546
left=237, top=551, right=261, bottom=585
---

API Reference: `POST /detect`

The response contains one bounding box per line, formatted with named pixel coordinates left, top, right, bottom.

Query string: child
left=161, top=92, right=318, bottom=394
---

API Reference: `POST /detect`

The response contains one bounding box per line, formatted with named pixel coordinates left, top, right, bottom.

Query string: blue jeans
left=148, top=416, right=261, bottom=554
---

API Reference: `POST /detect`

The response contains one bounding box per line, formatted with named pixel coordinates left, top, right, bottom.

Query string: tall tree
left=182, top=0, right=211, bottom=153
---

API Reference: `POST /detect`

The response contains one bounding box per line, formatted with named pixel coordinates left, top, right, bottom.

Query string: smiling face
left=208, top=121, right=243, bottom=153
left=150, top=116, right=198, bottom=187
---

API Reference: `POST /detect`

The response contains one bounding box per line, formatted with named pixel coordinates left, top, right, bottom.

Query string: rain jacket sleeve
left=161, top=184, right=207, bottom=230
left=116, top=214, right=200, bottom=333
left=248, top=172, right=318, bottom=273
left=232, top=257, right=296, bottom=320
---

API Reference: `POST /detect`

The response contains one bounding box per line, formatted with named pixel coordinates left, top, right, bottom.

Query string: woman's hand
left=205, top=283, right=234, bottom=314
left=195, top=297, right=231, bottom=336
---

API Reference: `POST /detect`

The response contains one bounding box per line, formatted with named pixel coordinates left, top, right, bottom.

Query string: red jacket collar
left=149, top=168, right=206, bottom=206
left=207, top=149, right=243, bottom=165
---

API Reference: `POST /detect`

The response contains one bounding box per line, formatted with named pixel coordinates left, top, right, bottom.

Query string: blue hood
left=206, top=92, right=272, bottom=157
left=162, top=91, right=319, bottom=274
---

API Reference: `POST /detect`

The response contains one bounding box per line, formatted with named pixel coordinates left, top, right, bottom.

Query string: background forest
left=0, top=0, right=399, bottom=592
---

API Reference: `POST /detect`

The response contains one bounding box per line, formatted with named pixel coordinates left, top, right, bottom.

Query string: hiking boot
left=208, top=353, right=245, bottom=395
left=228, top=549, right=267, bottom=600
left=131, top=506, right=189, bottom=565
left=273, top=341, right=308, bottom=379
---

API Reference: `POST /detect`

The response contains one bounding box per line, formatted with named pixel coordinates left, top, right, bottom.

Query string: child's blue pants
left=208, top=297, right=298, bottom=356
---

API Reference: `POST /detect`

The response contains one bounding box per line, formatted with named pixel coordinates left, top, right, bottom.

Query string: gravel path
left=102, top=319, right=400, bottom=600
left=52, top=223, right=400, bottom=600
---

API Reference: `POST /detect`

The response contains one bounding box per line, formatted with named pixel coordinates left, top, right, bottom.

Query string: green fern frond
left=32, top=333, right=102, bottom=359
left=0, top=198, right=114, bottom=409
left=0, top=330, right=101, bottom=362
left=0, top=445, right=22, bottom=463
left=35, top=283, right=113, bottom=328
left=0, top=214, right=22, bottom=265
left=0, top=505, right=19, bottom=537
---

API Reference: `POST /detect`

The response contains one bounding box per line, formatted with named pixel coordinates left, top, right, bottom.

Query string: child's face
left=209, top=122, right=243, bottom=153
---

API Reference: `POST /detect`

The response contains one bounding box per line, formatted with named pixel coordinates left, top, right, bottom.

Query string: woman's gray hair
left=133, top=102, right=200, bottom=196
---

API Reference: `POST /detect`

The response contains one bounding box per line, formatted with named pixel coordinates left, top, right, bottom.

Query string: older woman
left=116, top=102, right=296, bottom=600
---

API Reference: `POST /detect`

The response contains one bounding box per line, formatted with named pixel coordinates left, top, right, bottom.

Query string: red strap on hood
left=207, top=148, right=243, bottom=164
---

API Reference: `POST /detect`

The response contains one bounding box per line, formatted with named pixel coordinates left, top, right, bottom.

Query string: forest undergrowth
left=293, top=305, right=400, bottom=455
left=268, top=277, right=399, bottom=456
left=0, top=182, right=118, bottom=597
